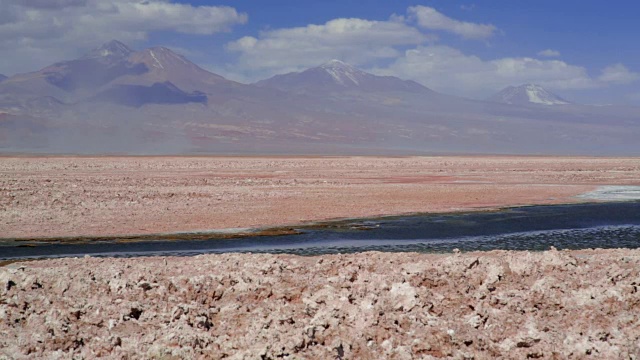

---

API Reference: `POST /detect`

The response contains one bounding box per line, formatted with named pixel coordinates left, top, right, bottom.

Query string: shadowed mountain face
left=0, top=74, right=7, bottom=83
left=44, top=59, right=148, bottom=92
left=91, top=82, right=207, bottom=108
left=1, top=40, right=640, bottom=155
left=489, top=84, right=570, bottom=106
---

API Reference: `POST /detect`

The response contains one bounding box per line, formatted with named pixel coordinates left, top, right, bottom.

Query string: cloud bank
left=0, top=0, right=247, bottom=74
left=227, top=17, right=428, bottom=77
left=1, top=2, right=638, bottom=102
left=407, top=5, right=497, bottom=39
left=225, top=6, right=499, bottom=81
left=598, top=64, right=640, bottom=85
left=373, top=46, right=596, bottom=98
left=224, top=6, right=638, bottom=99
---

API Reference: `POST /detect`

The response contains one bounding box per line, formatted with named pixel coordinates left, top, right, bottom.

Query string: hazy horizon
left=1, top=1, right=639, bottom=156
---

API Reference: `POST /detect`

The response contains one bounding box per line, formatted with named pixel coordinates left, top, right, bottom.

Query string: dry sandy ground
left=2, top=249, right=640, bottom=359
left=1, top=156, right=640, bottom=239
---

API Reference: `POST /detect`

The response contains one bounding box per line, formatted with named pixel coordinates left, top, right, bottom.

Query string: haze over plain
left=1, top=1, right=639, bottom=154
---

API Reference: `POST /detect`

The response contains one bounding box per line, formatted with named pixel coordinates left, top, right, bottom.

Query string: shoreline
left=2, top=156, right=639, bottom=239
left=1, top=198, right=624, bottom=244
left=3, top=156, right=640, bottom=358
left=2, top=199, right=639, bottom=267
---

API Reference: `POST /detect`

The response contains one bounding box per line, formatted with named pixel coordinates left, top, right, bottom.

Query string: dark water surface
left=2, top=201, right=640, bottom=261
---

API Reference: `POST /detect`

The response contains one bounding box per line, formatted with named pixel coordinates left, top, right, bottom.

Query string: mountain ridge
left=82, top=40, right=133, bottom=60
left=489, top=84, right=571, bottom=106
left=0, top=40, right=241, bottom=108
left=1, top=40, right=640, bottom=155
left=256, top=60, right=432, bottom=94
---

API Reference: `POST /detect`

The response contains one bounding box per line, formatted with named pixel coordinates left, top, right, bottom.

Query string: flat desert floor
left=1, top=156, right=640, bottom=239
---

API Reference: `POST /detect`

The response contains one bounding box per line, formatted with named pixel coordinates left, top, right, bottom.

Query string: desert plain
left=2, top=155, right=640, bottom=359
left=1, top=155, right=640, bottom=240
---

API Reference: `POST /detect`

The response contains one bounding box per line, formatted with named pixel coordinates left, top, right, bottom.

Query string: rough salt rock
left=389, top=283, right=417, bottom=312
left=1, top=249, right=640, bottom=359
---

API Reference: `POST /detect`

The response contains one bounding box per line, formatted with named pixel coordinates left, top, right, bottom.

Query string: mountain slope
left=0, top=74, right=6, bottom=83
left=0, top=40, right=241, bottom=108
left=1, top=41, right=640, bottom=155
left=111, top=47, right=233, bottom=92
left=82, top=40, right=133, bottom=60
left=256, top=60, right=431, bottom=94
left=0, top=40, right=144, bottom=104
left=489, top=84, right=570, bottom=106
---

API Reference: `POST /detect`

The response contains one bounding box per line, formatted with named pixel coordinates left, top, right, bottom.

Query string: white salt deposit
left=578, top=186, right=640, bottom=201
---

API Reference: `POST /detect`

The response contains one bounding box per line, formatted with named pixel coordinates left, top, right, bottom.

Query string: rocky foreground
left=2, top=249, right=640, bottom=359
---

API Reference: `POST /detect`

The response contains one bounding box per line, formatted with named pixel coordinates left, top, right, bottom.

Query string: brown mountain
left=0, top=40, right=239, bottom=108
left=489, top=84, right=571, bottom=106
left=256, top=59, right=431, bottom=94
left=1, top=41, right=139, bottom=101
left=117, top=47, right=230, bottom=91
left=1, top=41, right=640, bottom=155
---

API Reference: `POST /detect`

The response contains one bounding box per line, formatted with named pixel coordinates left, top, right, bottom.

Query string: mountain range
left=489, top=84, right=571, bottom=106
left=1, top=40, right=639, bottom=155
left=256, top=60, right=431, bottom=95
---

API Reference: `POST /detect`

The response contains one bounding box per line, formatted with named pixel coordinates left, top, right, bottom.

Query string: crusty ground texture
left=2, top=156, right=640, bottom=239
left=2, top=249, right=640, bottom=359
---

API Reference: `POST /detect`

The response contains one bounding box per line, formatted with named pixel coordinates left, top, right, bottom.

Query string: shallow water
left=2, top=201, right=640, bottom=260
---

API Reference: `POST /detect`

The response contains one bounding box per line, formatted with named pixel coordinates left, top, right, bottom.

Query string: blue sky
left=1, top=0, right=639, bottom=104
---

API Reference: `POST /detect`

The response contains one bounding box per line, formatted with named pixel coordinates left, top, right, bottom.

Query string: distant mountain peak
left=121, top=45, right=228, bottom=91
left=256, top=61, right=432, bottom=94
left=0, top=74, right=7, bottom=83
left=490, top=83, right=570, bottom=106
left=315, top=60, right=364, bottom=86
left=320, top=59, right=352, bottom=69
left=83, top=40, right=133, bottom=59
left=128, top=47, right=198, bottom=74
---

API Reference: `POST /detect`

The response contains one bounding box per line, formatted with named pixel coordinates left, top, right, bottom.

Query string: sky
left=1, top=0, right=639, bottom=104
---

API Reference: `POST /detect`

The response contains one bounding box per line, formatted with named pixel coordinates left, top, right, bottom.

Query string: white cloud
left=224, top=5, right=496, bottom=80
left=226, top=17, right=428, bottom=79
left=538, top=49, right=561, bottom=58
left=373, top=45, right=596, bottom=98
left=0, top=0, right=247, bottom=75
left=223, top=6, right=637, bottom=99
left=598, top=64, right=640, bottom=84
left=407, top=6, right=496, bottom=39
left=4, top=1, right=636, bottom=103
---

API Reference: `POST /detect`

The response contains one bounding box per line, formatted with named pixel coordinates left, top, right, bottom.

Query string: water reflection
left=2, top=201, right=640, bottom=261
